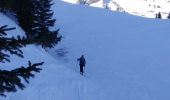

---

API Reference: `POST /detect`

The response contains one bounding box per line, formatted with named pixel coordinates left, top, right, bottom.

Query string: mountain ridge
left=62, top=0, right=170, bottom=19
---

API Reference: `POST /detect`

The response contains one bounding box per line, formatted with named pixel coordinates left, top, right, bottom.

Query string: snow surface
left=62, top=0, right=78, bottom=4
left=1, top=0, right=170, bottom=100
left=107, top=0, right=170, bottom=18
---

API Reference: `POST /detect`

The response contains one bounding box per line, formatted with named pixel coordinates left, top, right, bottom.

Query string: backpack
left=79, top=57, right=86, bottom=66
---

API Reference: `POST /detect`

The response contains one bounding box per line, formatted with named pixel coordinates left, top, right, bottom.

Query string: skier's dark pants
left=80, top=64, right=84, bottom=75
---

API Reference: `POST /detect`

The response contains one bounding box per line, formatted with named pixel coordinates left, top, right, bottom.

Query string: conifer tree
left=32, top=0, right=61, bottom=48
left=1, top=0, right=61, bottom=48
left=167, top=13, right=170, bottom=19
left=14, top=0, right=34, bottom=34
left=0, top=0, right=15, bottom=12
left=156, top=12, right=162, bottom=19
left=0, top=25, right=43, bottom=97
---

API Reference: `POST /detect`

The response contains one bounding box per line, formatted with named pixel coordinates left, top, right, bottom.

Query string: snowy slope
left=0, top=13, right=100, bottom=100
left=51, top=1, right=170, bottom=100
left=1, top=0, right=170, bottom=100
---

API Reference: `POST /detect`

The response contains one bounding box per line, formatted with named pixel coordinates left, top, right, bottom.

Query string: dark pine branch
left=0, top=25, right=28, bottom=63
left=0, top=25, right=43, bottom=97
left=0, top=61, right=43, bottom=96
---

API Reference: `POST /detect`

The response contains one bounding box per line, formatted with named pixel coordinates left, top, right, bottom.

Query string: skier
left=77, top=55, right=86, bottom=75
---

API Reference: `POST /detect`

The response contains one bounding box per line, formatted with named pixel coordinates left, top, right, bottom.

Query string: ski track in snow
left=1, top=0, right=170, bottom=100
left=1, top=50, right=101, bottom=100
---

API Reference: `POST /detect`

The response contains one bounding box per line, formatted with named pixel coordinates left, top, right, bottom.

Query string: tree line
left=0, top=0, right=61, bottom=96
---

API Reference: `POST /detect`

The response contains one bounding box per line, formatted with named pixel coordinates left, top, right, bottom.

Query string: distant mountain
left=63, top=0, right=170, bottom=19
left=106, top=0, right=170, bottom=19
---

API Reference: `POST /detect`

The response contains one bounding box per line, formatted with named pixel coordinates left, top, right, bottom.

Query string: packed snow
left=1, top=0, right=170, bottom=100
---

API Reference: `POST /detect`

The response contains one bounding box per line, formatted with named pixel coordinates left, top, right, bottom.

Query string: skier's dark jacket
left=77, top=55, right=86, bottom=67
